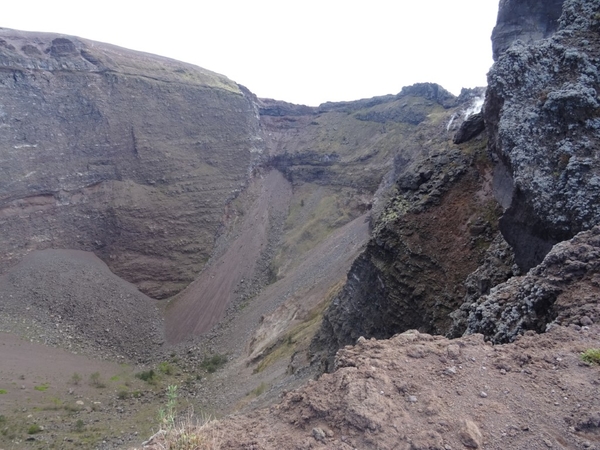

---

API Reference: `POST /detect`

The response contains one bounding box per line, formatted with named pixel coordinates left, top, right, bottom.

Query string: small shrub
left=200, top=354, right=228, bottom=373
left=158, top=362, right=175, bottom=375
left=135, top=369, right=157, bottom=384
left=89, top=372, right=106, bottom=388
left=27, top=424, right=41, bottom=434
left=581, top=348, right=600, bottom=365
left=63, top=404, right=80, bottom=413
left=0, top=389, right=7, bottom=395
left=0, top=415, right=5, bottom=423
left=34, top=384, right=49, bottom=392
left=74, top=419, right=85, bottom=432
left=70, top=373, right=81, bottom=385
left=117, top=389, right=129, bottom=400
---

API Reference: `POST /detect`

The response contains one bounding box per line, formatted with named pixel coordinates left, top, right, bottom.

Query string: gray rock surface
left=453, top=112, right=485, bottom=144
left=484, top=0, right=600, bottom=271
left=465, top=226, right=600, bottom=342
left=491, top=0, right=565, bottom=60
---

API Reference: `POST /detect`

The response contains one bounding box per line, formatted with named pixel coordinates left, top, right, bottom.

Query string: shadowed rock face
left=0, top=29, right=262, bottom=298
left=491, top=0, right=565, bottom=60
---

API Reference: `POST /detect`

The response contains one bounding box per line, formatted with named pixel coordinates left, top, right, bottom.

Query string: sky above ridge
left=3, top=0, right=499, bottom=106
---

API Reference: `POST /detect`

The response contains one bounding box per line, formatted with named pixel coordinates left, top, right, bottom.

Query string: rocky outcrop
left=449, top=233, right=517, bottom=337
left=453, top=112, right=485, bottom=144
left=311, top=133, right=499, bottom=369
left=491, top=0, right=565, bottom=60
left=0, top=29, right=262, bottom=298
left=484, top=0, right=600, bottom=271
left=465, top=226, right=600, bottom=343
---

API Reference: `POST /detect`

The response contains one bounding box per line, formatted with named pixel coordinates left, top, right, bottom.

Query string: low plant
left=135, top=369, right=157, bottom=384
left=34, top=384, right=49, bottom=392
left=200, top=354, right=228, bottom=374
left=70, top=373, right=81, bottom=385
left=581, top=348, right=600, bottom=365
left=0, top=389, right=6, bottom=395
left=27, top=424, right=42, bottom=434
left=159, top=362, right=175, bottom=375
left=160, top=412, right=222, bottom=450
left=74, top=419, right=85, bottom=432
left=89, top=372, right=106, bottom=388
left=117, top=389, right=129, bottom=400
left=158, top=384, right=178, bottom=429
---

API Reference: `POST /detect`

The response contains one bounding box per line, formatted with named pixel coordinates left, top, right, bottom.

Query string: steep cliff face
left=0, top=29, right=261, bottom=299
left=491, top=0, right=565, bottom=60
left=312, top=0, right=600, bottom=365
left=310, top=92, right=496, bottom=368
left=455, top=0, right=600, bottom=343
left=484, top=0, right=600, bottom=271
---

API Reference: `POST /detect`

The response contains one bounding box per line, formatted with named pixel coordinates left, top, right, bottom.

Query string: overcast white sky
left=3, top=1, right=499, bottom=106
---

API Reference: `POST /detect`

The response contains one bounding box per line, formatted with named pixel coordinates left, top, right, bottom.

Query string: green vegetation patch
left=581, top=348, right=600, bottom=365
left=200, top=354, right=228, bottom=373
left=34, top=384, right=49, bottom=392
left=89, top=372, right=106, bottom=388
left=254, top=280, right=343, bottom=374
left=135, top=369, right=157, bottom=384
left=70, top=373, right=82, bottom=385
left=158, top=362, right=175, bottom=375
left=27, top=424, right=42, bottom=434
left=0, top=389, right=6, bottom=395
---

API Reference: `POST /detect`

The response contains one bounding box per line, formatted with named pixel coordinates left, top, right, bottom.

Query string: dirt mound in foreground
left=140, top=325, right=600, bottom=450
left=0, top=249, right=164, bottom=362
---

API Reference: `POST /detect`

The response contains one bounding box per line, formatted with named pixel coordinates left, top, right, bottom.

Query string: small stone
left=543, top=438, right=553, bottom=448
left=408, top=395, right=418, bottom=403
left=480, top=391, right=488, bottom=398
left=312, top=427, right=326, bottom=442
left=357, top=336, right=367, bottom=345
left=459, top=420, right=483, bottom=448
left=445, top=366, right=457, bottom=375
left=580, top=316, right=593, bottom=326
left=447, top=344, right=461, bottom=359
left=500, top=369, right=507, bottom=375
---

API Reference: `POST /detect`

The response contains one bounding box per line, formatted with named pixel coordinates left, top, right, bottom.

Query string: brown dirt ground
left=140, top=324, right=600, bottom=450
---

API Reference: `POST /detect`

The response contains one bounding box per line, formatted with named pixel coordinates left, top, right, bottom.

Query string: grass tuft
left=581, top=348, right=600, bottom=365
left=200, top=355, right=228, bottom=374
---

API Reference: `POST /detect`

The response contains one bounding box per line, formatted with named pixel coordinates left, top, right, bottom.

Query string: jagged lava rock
left=466, top=225, right=600, bottom=342
left=484, top=0, right=600, bottom=270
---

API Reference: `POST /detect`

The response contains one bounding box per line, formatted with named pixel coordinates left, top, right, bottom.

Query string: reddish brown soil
left=140, top=325, right=600, bottom=450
